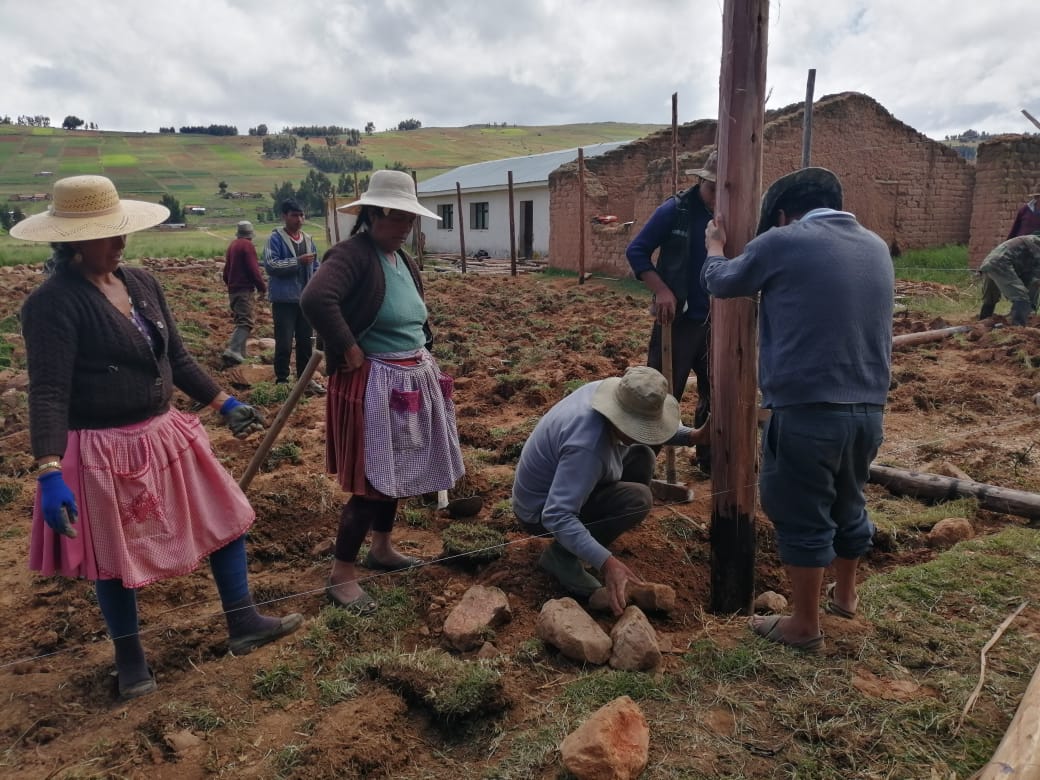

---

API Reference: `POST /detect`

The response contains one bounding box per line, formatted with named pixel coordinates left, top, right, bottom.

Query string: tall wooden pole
left=455, top=182, right=467, bottom=274
left=330, top=195, right=341, bottom=244
left=410, top=169, right=421, bottom=265
left=709, top=0, right=768, bottom=615
left=353, top=171, right=359, bottom=198
left=1022, top=109, right=1040, bottom=132
left=507, top=170, right=517, bottom=276
left=802, top=68, right=816, bottom=168
left=671, top=92, right=679, bottom=192
left=577, top=147, right=586, bottom=284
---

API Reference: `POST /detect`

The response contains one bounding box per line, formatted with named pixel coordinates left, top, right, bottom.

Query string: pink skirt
left=29, top=409, right=254, bottom=588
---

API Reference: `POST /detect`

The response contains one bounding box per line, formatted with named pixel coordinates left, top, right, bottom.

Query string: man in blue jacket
left=625, top=150, right=716, bottom=473
left=702, top=168, right=893, bottom=653
left=263, top=199, right=324, bottom=394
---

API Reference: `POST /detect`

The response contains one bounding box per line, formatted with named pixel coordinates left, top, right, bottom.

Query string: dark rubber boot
left=977, top=302, right=995, bottom=320
left=1010, top=299, right=1033, bottom=326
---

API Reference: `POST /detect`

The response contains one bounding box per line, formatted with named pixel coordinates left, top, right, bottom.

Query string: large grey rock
left=536, top=597, right=611, bottom=665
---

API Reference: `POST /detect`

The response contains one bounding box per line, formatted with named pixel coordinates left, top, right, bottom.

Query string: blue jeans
left=759, top=403, right=884, bottom=568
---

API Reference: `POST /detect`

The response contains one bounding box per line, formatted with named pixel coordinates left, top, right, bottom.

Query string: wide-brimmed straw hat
left=684, top=149, right=718, bottom=183
left=591, top=366, right=680, bottom=446
left=756, top=167, right=843, bottom=236
left=338, top=169, right=440, bottom=221
left=9, top=175, right=169, bottom=242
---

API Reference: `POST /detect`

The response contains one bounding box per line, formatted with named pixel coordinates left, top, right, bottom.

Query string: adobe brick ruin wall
left=969, top=137, right=1040, bottom=266
left=548, top=93, right=975, bottom=276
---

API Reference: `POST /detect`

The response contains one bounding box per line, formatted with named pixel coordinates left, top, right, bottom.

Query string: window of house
left=437, top=203, right=453, bottom=230
left=470, top=201, right=489, bottom=230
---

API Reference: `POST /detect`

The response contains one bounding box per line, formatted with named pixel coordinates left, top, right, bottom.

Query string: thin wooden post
left=577, top=147, right=586, bottom=284
left=671, top=92, right=679, bottom=192
left=1022, top=109, right=1040, bottom=132
left=410, top=169, right=420, bottom=262
left=353, top=171, right=359, bottom=198
left=330, top=195, right=341, bottom=244
left=709, top=0, right=769, bottom=615
left=979, top=660, right=1040, bottom=778
left=456, top=182, right=467, bottom=274
left=507, top=170, right=517, bottom=277
left=802, top=68, right=816, bottom=168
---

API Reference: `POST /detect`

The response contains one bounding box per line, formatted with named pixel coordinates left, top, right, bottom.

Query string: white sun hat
left=591, top=366, right=680, bottom=446
left=337, top=169, right=440, bottom=220
left=9, top=175, right=170, bottom=242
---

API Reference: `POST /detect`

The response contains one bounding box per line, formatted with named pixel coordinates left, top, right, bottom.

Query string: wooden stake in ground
left=978, top=644, right=1040, bottom=779
left=709, top=0, right=768, bottom=615
left=410, top=170, right=421, bottom=267
left=330, top=195, right=341, bottom=244
left=801, top=68, right=816, bottom=167
left=508, top=170, right=517, bottom=277
left=456, top=181, right=467, bottom=274
left=577, top=147, right=586, bottom=285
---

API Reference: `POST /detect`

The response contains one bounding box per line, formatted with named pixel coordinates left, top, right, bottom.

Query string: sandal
left=325, top=579, right=378, bottom=615
left=823, top=582, right=857, bottom=619
left=362, top=552, right=423, bottom=572
left=750, top=615, right=825, bottom=654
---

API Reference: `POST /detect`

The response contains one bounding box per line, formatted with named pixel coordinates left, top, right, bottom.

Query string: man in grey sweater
left=512, top=366, right=707, bottom=616
left=702, top=168, right=893, bottom=653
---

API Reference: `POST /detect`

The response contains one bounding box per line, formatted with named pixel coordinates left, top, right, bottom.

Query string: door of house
left=519, top=200, right=534, bottom=258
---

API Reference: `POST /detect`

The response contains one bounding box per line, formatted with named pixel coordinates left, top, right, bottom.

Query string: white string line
left=3, top=410, right=1036, bottom=673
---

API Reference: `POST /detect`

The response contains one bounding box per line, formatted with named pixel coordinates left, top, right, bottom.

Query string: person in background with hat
left=13, top=175, right=302, bottom=701
left=702, top=168, right=893, bottom=653
left=1006, top=188, right=1040, bottom=240
left=511, top=366, right=708, bottom=616
left=263, top=198, right=325, bottom=394
left=625, top=149, right=717, bottom=474
left=221, top=220, right=267, bottom=365
left=977, top=231, right=1040, bottom=325
left=301, top=169, right=464, bottom=613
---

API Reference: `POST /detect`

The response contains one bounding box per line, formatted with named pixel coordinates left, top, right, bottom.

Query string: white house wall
left=417, top=185, right=550, bottom=257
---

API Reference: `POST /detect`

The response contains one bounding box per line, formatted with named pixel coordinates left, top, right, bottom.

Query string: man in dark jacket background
left=222, top=220, right=266, bottom=365
left=625, top=149, right=716, bottom=473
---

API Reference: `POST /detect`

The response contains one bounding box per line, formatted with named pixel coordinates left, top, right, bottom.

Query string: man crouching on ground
left=511, top=366, right=708, bottom=615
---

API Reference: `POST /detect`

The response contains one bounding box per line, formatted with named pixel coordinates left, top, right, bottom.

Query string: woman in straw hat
left=301, top=169, right=463, bottom=613
left=14, top=175, right=302, bottom=701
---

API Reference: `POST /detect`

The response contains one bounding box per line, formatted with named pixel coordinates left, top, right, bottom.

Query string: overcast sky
left=3, top=0, right=1035, bottom=140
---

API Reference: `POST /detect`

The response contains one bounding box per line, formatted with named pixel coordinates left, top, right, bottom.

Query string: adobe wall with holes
left=969, top=137, right=1040, bottom=266
left=548, top=93, right=975, bottom=276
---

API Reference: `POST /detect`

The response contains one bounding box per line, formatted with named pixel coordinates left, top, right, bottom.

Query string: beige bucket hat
left=9, top=175, right=169, bottom=242
left=591, top=366, right=680, bottom=446
left=338, top=169, right=440, bottom=220
left=684, top=149, right=718, bottom=183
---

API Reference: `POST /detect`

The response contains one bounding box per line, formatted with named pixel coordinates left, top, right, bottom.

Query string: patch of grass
left=252, top=662, right=304, bottom=700
left=893, top=244, right=972, bottom=285
left=563, top=378, right=587, bottom=395
left=273, top=743, right=304, bottom=778
left=0, top=481, right=20, bottom=507
left=265, top=441, right=302, bottom=469
left=441, top=523, right=506, bottom=564
left=483, top=724, right=565, bottom=779
left=316, top=677, right=359, bottom=706
left=560, top=669, right=675, bottom=717
left=681, top=639, right=763, bottom=685
left=249, top=381, right=293, bottom=406
left=164, top=703, right=225, bottom=732
left=869, top=495, right=978, bottom=547
left=370, top=648, right=504, bottom=720
left=398, top=504, right=431, bottom=529
left=489, top=499, right=513, bottom=520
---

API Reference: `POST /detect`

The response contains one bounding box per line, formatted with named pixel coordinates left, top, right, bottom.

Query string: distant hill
left=0, top=122, right=663, bottom=229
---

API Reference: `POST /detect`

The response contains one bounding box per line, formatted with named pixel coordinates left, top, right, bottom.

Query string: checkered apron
left=29, top=409, right=254, bottom=587
left=362, top=349, right=464, bottom=498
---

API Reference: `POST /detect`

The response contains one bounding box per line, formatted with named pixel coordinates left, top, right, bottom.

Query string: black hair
left=45, top=242, right=78, bottom=275
left=280, top=198, right=304, bottom=215
left=349, top=205, right=378, bottom=237
left=772, top=183, right=842, bottom=223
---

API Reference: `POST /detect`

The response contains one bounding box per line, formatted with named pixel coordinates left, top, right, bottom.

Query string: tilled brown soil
left=0, top=262, right=1037, bottom=778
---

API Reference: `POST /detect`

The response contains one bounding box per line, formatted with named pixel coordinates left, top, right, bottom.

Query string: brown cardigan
left=300, top=231, right=430, bottom=373
left=21, top=265, right=220, bottom=457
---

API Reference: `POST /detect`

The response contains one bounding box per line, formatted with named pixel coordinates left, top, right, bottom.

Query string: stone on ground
left=560, top=695, right=650, bottom=780
left=608, top=606, right=661, bottom=671
left=443, top=585, right=512, bottom=652
left=536, top=597, right=611, bottom=665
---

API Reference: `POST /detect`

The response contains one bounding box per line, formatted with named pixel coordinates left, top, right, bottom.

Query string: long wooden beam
left=869, top=465, right=1040, bottom=520
left=978, top=660, right=1040, bottom=779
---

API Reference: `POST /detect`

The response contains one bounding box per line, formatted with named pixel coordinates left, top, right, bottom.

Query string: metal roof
left=417, top=141, right=631, bottom=195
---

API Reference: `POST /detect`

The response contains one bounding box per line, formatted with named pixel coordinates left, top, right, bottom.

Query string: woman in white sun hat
left=301, top=169, right=464, bottom=613
left=14, top=175, right=302, bottom=701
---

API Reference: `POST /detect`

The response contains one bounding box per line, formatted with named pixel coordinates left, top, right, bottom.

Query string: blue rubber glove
left=220, top=397, right=265, bottom=438
left=37, top=471, right=78, bottom=538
